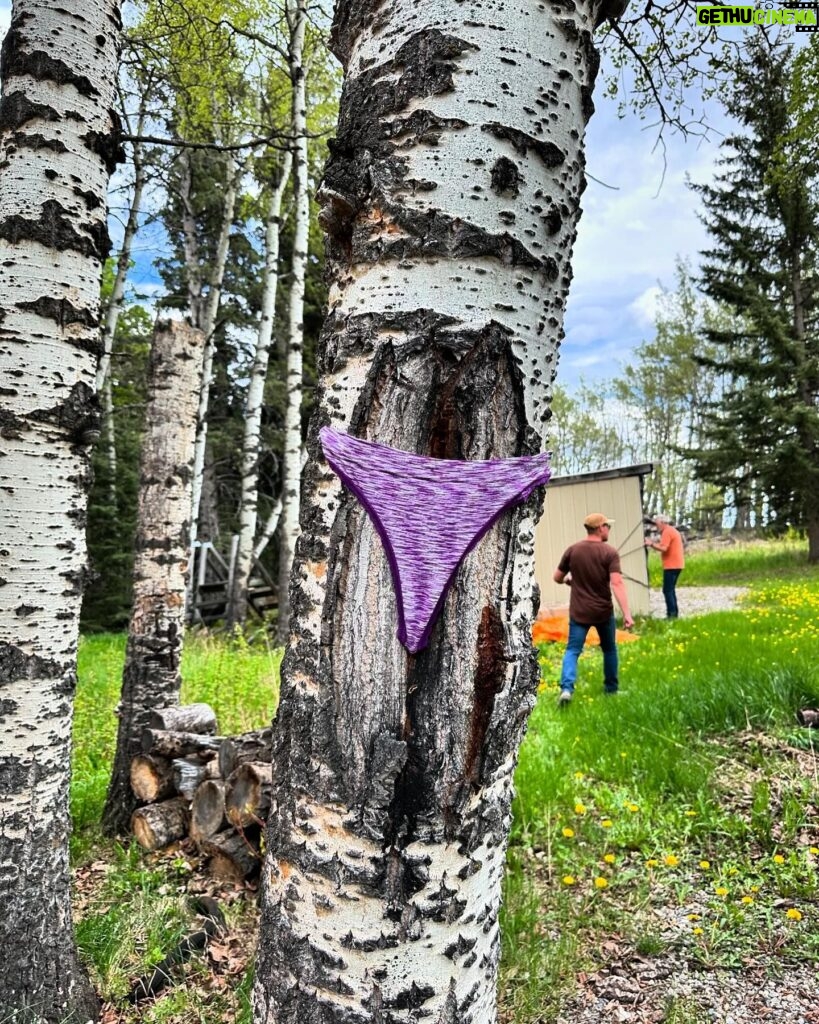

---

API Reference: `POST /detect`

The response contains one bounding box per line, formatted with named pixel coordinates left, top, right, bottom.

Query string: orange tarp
left=532, top=613, right=639, bottom=646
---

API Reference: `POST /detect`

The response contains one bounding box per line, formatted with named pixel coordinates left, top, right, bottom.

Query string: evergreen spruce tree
left=691, top=36, right=819, bottom=556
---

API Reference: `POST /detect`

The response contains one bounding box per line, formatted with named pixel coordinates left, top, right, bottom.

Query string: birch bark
left=96, top=112, right=147, bottom=502
left=187, top=152, right=242, bottom=601
left=0, top=1, right=122, bottom=1018
left=253, top=0, right=601, bottom=1021
left=276, top=0, right=310, bottom=644
left=229, top=151, right=293, bottom=627
left=101, top=319, right=205, bottom=836
left=97, top=111, right=147, bottom=395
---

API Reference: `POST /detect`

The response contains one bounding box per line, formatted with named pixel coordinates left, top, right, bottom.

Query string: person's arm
left=554, top=567, right=568, bottom=584
left=610, top=571, right=634, bottom=629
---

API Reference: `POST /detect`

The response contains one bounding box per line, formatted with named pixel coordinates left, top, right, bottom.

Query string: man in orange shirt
left=645, top=514, right=685, bottom=618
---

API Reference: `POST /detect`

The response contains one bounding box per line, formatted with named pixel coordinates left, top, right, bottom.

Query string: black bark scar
left=482, top=122, right=565, bottom=169
left=0, top=91, right=60, bottom=132
left=464, top=606, right=506, bottom=783
left=0, top=199, right=110, bottom=261
left=1, top=23, right=99, bottom=98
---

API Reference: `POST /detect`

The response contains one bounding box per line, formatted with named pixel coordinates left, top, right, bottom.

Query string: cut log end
left=131, top=796, right=190, bottom=851
left=225, top=761, right=272, bottom=828
left=202, top=829, right=261, bottom=881
left=130, top=754, right=175, bottom=803
left=190, top=779, right=227, bottom=845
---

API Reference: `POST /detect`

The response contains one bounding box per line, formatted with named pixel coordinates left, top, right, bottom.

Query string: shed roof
left=549, top=463, right=654, bottom=488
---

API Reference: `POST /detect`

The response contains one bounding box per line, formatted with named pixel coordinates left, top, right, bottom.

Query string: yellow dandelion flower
left=646, top=859, right=659, bottom=868
left=727, top=867, right=739, bottom=876
left=699, top=860, right=710, bottom=870
left=741, top=896, right=754, bottom=905
left=603, top=853, right=616, bottom=864
left=625, top=802, right=639, bottom=813
left=574, top=771, right=585, bottom=780
left=562, top=875, right=576, bottom=886
left=664, top=855, right=680, bottom=868
left=684, top=810, right=697, bottom=817
left=601, top=819, right=613, bottom=828
left=786, top=908, right=803, bottom=921
left=750, top=885, right=760, bottom=892
left=692, top=927, right=704, bottom=936
left=594, top=876, right=608, bottom=889
left=562, top=827, right=575, bottom=838
left=809, top=847, right=819, bottom=855
left=574, top=803, right=587, bottom=815
left=773, top=854, right=785, bottom=864
left=715, top=886, right=729, bottom=897
left=687, top=913, right=700, bottom=921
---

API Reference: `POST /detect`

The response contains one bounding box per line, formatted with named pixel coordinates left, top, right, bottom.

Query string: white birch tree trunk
left=0, top=1, right=122, bottom=1018
left=187, top=153, right=241, bottom=608
left=253, top=2, right=602, bottom=1021
left=179, top=147, right=206, bottom=325
left=253, top=498, right=283, bottom=563
left=229, top=151, right=293, bottom=627
left=96, top=121, right=147, bottom=394
left=101, top=319, right=205, bottom=836
left=276, top=0, right=310, bottom=644
left=96, top=119, right=147, bottom=502
left=102, top=372, right=118, bottom=502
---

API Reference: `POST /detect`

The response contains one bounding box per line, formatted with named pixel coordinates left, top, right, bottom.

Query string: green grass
left=72, top=629, right=278, bottom=1015
left=499, top=570, right=819, bottom=1021
left=74, top=841, right=257, bottom=1021
left=74, top=844, right=193, bottom=1002
left=648, top=534, right=816, bottom=587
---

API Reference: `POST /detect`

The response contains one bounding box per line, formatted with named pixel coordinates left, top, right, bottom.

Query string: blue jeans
left=663, top=569, right=682, bottom=618
left=560, top=615, right=619, bottom=694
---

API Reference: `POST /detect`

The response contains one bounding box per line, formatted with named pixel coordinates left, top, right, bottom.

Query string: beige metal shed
left=534, top=463, right=654, bottom=617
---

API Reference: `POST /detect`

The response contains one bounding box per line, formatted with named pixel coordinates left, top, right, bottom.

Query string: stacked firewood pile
left=130, top=703, right=271, bottom=882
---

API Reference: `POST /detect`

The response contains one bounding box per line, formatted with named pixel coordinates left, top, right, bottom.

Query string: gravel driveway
left=648, top=585, right=750, bottom=619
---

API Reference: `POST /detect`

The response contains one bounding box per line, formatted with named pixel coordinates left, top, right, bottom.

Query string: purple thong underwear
left=319, top=427, right=551, bottom=653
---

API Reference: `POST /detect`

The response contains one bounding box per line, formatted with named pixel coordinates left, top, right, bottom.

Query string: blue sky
left=0, top=1, right=721, bottom=391
left=564, top=107, right=722, bottom=388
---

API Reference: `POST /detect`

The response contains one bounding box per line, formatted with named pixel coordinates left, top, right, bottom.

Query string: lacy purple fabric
left=319, top=427, right=551, bottom=653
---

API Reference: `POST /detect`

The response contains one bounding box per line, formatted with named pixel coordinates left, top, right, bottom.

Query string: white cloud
left=558, top=97, right=729, bottom=390
left=629, top=285, right=664, bottom=327
left=569, top=352, right=607, bottom=370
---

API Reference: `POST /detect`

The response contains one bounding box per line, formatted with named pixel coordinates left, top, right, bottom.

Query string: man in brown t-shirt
left=553, top=512, right=634, bottom=704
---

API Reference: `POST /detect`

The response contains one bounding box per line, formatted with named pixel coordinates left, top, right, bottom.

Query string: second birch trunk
left=102, top=319, right=206, bottom=835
